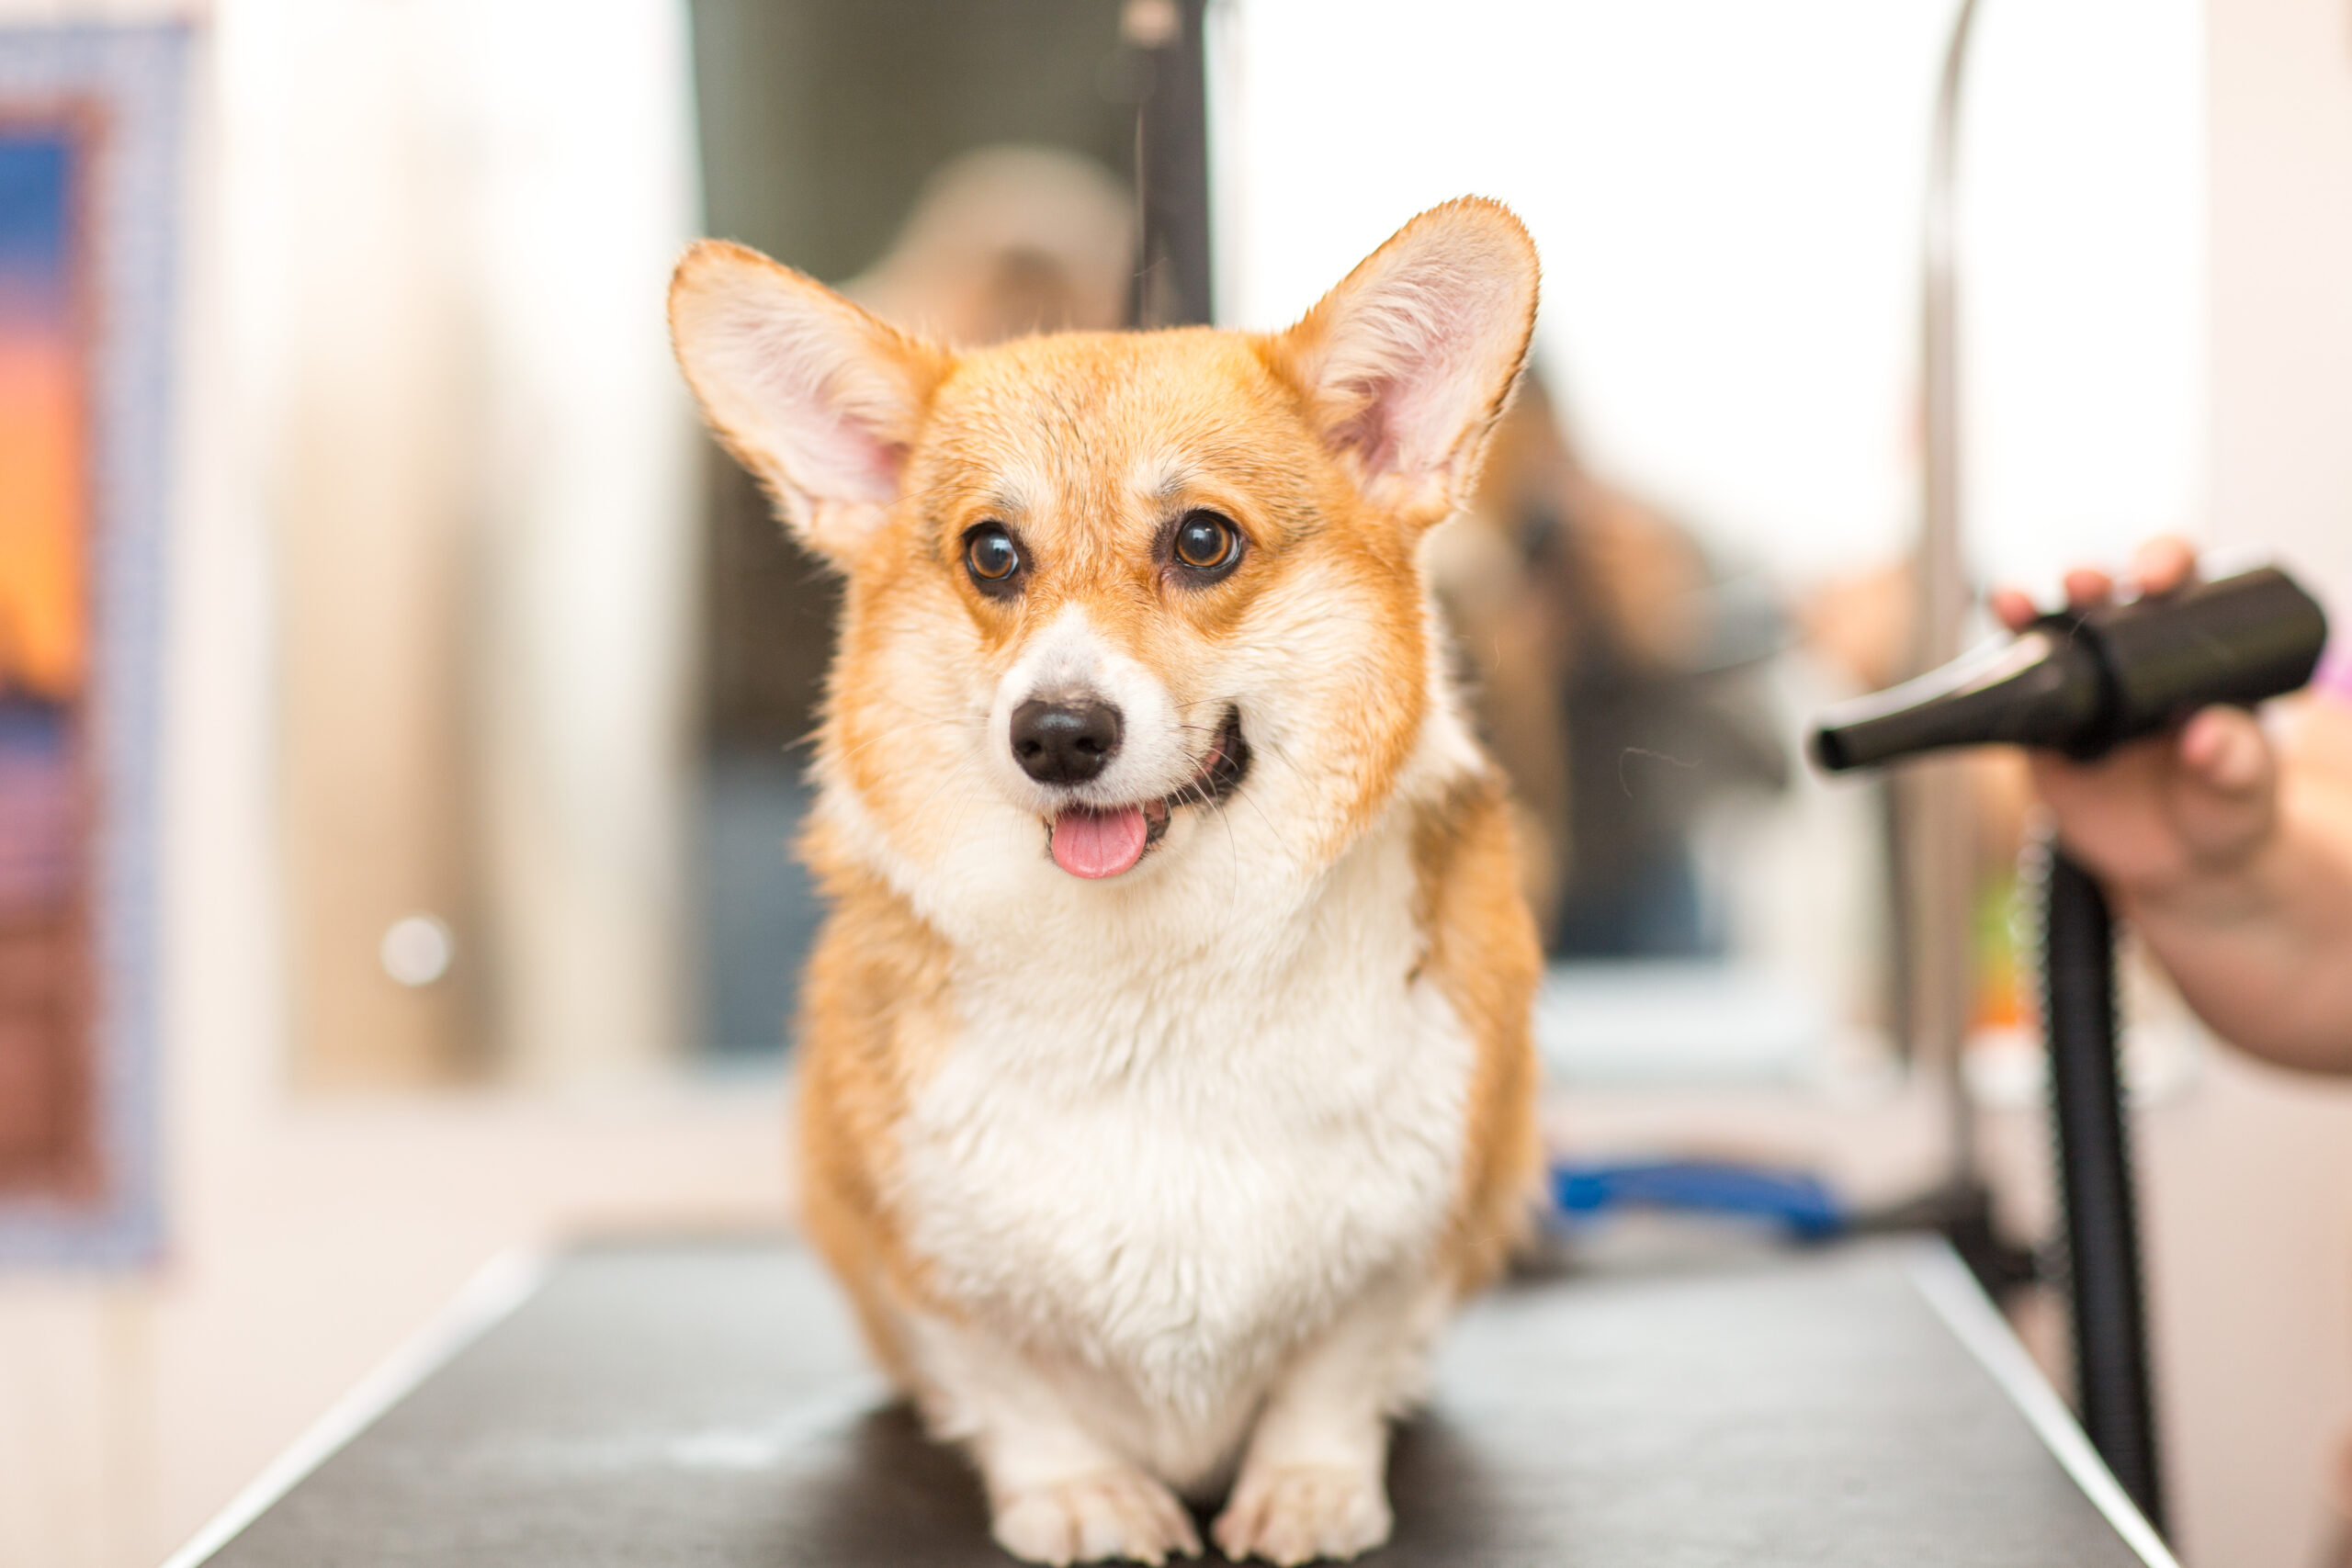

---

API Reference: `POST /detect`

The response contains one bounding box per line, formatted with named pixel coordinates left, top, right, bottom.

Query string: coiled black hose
left=2041, top=848, right=2165, bottom=1531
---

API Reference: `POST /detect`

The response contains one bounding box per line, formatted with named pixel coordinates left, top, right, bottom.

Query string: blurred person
left=1989, top=536, right=2352, bottom=1076
left=1430, top=369, right=1789, bottom=957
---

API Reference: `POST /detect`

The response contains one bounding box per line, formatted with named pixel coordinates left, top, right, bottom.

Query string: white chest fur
left=890, top=817, right=1475, bottom=1472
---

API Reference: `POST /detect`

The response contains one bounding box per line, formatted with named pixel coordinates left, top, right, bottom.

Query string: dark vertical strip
left=1127, top=0, right=1212, bottom=327
left=2043, top=850, right=2166, bottom=1533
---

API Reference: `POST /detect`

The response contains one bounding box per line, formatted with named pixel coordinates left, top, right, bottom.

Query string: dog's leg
left=1211, top=1269, right=1446, bottom=1565
left=902, top=1309, right=1202, bottom=1566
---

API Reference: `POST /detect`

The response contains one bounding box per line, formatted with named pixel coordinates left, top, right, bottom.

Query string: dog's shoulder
left=1407, top=761, right=1542, bottom=1043
left=793, top=826, right=962, bottom=1363
left=1406, top=760, right=1546, bottom=1291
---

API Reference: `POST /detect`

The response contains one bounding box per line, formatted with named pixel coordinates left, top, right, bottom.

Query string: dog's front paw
left=1212, top=1463, right=1391, bottom=1564
left=991, top=1468, right=1204, bottom=1565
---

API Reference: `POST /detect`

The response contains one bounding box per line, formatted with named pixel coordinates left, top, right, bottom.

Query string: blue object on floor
left=1552, top=1158, right=1847, bottom=1240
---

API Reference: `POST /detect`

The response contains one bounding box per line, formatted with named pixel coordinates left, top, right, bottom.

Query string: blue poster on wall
left=0, top=25, right=184, bottom=1266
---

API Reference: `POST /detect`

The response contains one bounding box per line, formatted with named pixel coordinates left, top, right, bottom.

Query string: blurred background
left=1, top=0, right=2348, bottom=1564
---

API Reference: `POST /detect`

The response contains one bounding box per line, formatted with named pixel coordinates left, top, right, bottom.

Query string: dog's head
left=671, top=200, right=1537, bottom=908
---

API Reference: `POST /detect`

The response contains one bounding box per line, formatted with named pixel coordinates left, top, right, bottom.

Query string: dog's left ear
left=1272, top=198, right=1539, bottom=527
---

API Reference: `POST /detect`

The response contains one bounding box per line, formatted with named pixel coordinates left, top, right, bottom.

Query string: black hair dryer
left=1812, top=565, right=2328, bottom=773
left=1805, top=561, right=2328, bottom=1537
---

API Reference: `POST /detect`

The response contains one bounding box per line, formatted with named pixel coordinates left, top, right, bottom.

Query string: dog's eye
left=1170, top=511, right=1242, bottom=578
left=963, top=524, right=1023, bottom=595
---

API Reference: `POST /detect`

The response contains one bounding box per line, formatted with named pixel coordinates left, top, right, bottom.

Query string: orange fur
left=1409, top=771, right=1545, bottom=1292
left=792, top=855, right=956, bottom=1381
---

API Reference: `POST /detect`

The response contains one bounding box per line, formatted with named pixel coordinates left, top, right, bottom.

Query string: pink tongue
left=1050, top=807, right=1148, bottom=879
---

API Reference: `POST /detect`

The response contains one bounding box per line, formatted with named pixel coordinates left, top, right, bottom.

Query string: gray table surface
left=177, top=1235, right=2169, bottom=1567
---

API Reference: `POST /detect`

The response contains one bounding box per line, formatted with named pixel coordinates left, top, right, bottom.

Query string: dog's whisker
left=826, top=700, right=991, bottom=773
left=1218, top=780, right=1290, bottom=852
left=863, top=694, right=990, bottom=729
left=1213, top=784, right=1246, bottom=922
left=898, top=756, right=996, bottom=836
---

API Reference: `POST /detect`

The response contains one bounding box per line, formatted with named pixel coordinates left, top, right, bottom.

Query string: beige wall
left=225, top=0, right=704, bottom=1088
left=262, top=0, right=485, bottom=1086
left=2162, top=2, right=2352, bottom=1565
left=2209, top=0, right=2352, bottom=599
left=2143, top=1056, right=2352, bottom=1568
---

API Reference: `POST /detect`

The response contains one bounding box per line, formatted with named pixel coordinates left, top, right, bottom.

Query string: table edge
left=153, top=1238, right=2182, bottom=1568
left=1905, top=1243, right=2178, bottom=1568
left=155, top=1247, right=550, bottom=1568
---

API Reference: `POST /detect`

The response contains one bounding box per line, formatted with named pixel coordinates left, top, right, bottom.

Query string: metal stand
left=2041, top=847, right=2165, bottom=1532
left=1124, top=0, right=1213, bottom=328
left=1909, top=0, right=2165, bottom=1531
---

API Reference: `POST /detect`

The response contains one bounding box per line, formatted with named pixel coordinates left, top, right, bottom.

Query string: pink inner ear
left=811, top=402, right=908, bottom=503
left=716, top=310, right=918, bottom=507
left=673, top=243, right=946, bottom=558
left=1316, top=260, right=1500, bottom=485
left=855, top=435, right=910, bottom=497
left=1329, top=375, right=1406, bottom=478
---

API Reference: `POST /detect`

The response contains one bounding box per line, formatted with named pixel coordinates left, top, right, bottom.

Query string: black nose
left=1011, top=698, right=1123, bottom=784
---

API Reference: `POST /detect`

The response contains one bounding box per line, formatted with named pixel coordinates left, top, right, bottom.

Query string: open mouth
left=1046, top=707, right=1251, bottom=880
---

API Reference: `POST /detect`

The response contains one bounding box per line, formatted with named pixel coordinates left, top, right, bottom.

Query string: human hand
left=1986, top=536, right=2283, bottom=909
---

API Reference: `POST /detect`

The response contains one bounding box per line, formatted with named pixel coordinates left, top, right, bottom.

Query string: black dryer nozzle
left=1809, top=565, right=2329, bottom=773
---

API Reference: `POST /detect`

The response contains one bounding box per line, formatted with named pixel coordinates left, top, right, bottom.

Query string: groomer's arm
left=1990, top=537, right=2352, bottom=1076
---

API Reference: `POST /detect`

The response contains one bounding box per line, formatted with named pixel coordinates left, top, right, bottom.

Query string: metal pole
left=1124, top=0, right=1213, bottom=328
left=1901, top=0, right=1985, bottom=1185
left=1915, top=6, right=2165, bottom=1523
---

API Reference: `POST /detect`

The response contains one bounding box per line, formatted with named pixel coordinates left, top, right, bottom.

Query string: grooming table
left=164, top=1237, right=2171, bottom=1567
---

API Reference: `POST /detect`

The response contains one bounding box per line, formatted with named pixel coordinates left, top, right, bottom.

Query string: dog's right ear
left=1269, top=198, right=1539, bottom=531
left=669, top=242, right=950, bottom=565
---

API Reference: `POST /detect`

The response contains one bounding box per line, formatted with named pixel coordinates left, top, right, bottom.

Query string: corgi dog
left=668, top=199, right=1543, bottom=1565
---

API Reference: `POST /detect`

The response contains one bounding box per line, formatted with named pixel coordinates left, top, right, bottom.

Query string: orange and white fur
left=669, top=200, right=1544, bottom=1565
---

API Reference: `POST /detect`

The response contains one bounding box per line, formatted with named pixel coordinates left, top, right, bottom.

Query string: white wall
left=2146, top=2, right=2352, bottom=1564
left=1213, top=0, right=2204, bottom=592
